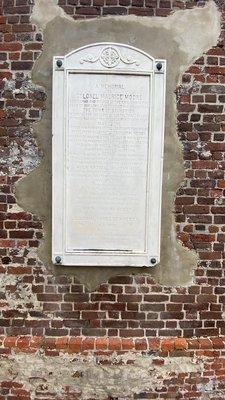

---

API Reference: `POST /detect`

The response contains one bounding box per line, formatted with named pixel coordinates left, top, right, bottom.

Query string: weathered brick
left=161, top=339, right=175, bottom=352
left=0, top=5, right=225, bottom=399
left=11, top=61, right=33, bottom=70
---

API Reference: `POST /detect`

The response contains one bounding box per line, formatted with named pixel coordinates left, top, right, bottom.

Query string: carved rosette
left=80, top=46, right=140, bottom=68
left=100, top=47, right=120, bottom=68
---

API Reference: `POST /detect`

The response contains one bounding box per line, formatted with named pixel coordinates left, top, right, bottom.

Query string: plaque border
left=52, top=43, right=166, bottom=267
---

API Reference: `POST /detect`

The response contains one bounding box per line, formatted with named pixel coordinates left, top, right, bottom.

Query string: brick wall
left=58, top=0, right=206, bottom=18
left=1, top=0, right=225, bottom=398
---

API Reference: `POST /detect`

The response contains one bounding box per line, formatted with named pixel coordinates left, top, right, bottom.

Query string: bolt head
left=56, top=59, right=63, bottom=68
left=150, top=258, right=157, bottom=265
left=156, top=62, right=162, bottom=71
left=55, top=256, right=61, bottom=264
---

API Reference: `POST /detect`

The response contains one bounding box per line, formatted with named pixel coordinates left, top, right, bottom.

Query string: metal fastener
left=150, top=258, right=157, bottom=265
left=156, top=62, right=162, bottom=71
left=55, top=256, right=61, bottom=264
left=56, top=59, right=63, bottom=68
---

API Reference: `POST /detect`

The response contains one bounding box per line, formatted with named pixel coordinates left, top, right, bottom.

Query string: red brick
left=11, top=61, right=33, bottom=70
left=68, top=337, right=82, bottom=352
left=7, top=266, right=32, bottom=274
left=198, top=104, right=223, bottom=113
left=108, top=276, right=133, bottom=284
left=16, top=337, right=30, bottom=349
left=0, top=43, right=22, bottom=51
left=76, top=7, right=100, bottom=14
left=199, top=338, right=213, bottom=349
left=135, top=338, right=147, bottom=350
left=122, top=338, right=134, bottom=350
left=205, top=66, right=225, bottom=75
left=0, top=16, right=7, bottom=24
left=144, top=294, right=169, bottom=302
left=102, top=6, right=127, bottom=14
left=174, top=338, right=187, bottom=350
left=170, top=295, right=195, bottom=303
left=183, top=205, right=209, bottom=214
left=190, top=234, right=215, bottom=242
left=55, top=337, right=69, bottom=349
left=12, top=24, right=34, bottom=32
left=211, top=337, right=224, bottom=349
left=0, top=239, right=15, bottom=247
left=95, top=337, right=108, bottom=350
left=108, top=337, right=122, bottom=350
left=148, top=338, right=160, bottom=350
left=3, top=337, right=17, bottom=348
left=82, top=337, right=95, bottom=350
left=29, top=336, right=42, bottom=349
left=9, top=230, right=34, bottom=239
left=161, top=339, right=175, bottom=352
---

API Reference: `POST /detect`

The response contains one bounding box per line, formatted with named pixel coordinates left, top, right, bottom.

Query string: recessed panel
left=66, top=73, right=150, bottom=253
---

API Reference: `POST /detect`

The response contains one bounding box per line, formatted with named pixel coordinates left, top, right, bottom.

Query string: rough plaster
left=0, top=235, right=41, bottom=311
left=15, top=1, right=220, bottom=289
left=31, top=0, right=72, bottom=29
left=0, top=352, right=203, bottom=399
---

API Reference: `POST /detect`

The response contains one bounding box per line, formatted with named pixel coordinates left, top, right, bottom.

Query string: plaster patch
left=127, top=1, right=220, bottom=67
left=15, top=3, right=221, bottom=289
left=1, top=139, right=39, bottom=176
left=31, top=0, right=73, bottom=29
left=0, top=353, right=203, bottom=399
left=0, top=274, right=41, bottom=311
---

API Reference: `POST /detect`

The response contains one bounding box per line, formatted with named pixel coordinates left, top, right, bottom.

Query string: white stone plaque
left=52, top=43, right=166, bottom=266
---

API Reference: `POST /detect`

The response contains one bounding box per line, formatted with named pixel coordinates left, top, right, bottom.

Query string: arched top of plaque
left=55, top=42, right=165, bottom=73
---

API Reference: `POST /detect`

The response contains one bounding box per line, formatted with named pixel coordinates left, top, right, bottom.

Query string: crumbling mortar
left=0, top=352, right=205, bottom=400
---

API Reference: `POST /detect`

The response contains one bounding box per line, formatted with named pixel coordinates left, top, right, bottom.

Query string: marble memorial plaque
left=52, top=43, right=166, bottom=266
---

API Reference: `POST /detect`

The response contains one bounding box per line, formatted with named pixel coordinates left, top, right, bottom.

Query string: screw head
left=156, top=62, right=162, bottom=71
left=150, top=258, right=157, bottom=265
left=56, top=59, right=63, bottom=68
left=55, top=256, right=61, bottom=264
